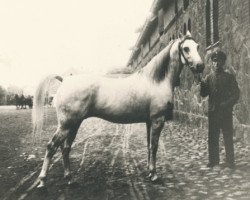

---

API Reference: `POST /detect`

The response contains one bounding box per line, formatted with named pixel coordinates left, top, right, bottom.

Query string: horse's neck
left=140, top=42, right=173, bottom=82
left=167, top=58, right=182, bottom=90
left=138, top=40, right=182, bottom=91
left=166, top=40, right=182, bottom=89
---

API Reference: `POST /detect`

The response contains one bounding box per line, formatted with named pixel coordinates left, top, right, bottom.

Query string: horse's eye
left=183, top=47, right=189, bottom=53
left=197, top=45, right=200, bottom=50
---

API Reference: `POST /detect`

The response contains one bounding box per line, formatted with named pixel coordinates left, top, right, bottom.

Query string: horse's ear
left=159, top=35, right=164, bottom=44
left=186, top=31, right=191, bottom=36
left=178, top=32, right=183, bottom=38
left=159, top=35, right=168, bottom=47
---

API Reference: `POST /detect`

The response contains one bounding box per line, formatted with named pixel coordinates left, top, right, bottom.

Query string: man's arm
left=221, top=74, right=240, bottom=108
left=200, top=75, right=209, bottom=97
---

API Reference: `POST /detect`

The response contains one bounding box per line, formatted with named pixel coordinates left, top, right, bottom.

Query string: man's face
left=212, top=57, right=225, bottom=71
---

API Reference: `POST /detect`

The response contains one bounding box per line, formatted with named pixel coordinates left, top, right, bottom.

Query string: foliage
left=0, top=85, right=24, bottom=105
left=0, top=86, right=6, bottom=105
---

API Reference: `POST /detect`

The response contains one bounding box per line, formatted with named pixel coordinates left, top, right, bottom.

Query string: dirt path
left=0, top=107, right=249, bottom=200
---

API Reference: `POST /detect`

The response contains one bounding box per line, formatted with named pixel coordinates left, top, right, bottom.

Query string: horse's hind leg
left=146, top=121, right=151, bottom=169
left=38, top=126, right=72, bottom=188
left=60, top=125, right=80, bottom=184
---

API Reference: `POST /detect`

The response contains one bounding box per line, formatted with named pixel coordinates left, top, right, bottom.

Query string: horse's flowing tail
left=32, top=74, right=63, bottom=139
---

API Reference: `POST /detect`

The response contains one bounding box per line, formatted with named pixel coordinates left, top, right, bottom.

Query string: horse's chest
left=100, top=90, right=149, bottom=110
left=146, top=87, right=172, bottom=117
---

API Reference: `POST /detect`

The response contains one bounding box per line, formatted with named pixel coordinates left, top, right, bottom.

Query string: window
left=206, top=0, right=211, bottom=46
left=188, top=19, right=191, bottom=32
left=184, top=23, right=187, bottom=35
left=175, top=0, right=178, bottom=14
left=206, top=0, right=219, bottom=47
left=184, top=0, right=189, bottom=10
left=158, top=9, right=164, bottom=35
left=213, top=0, right=219, bottom=43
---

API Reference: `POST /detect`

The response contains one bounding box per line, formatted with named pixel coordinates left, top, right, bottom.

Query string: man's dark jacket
left=200, top=70, right=240, bottom=114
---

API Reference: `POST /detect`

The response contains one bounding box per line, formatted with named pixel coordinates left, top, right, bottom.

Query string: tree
left=6, top=85, right=22, bottom=105
left=0, top=86, right=7, bottom=105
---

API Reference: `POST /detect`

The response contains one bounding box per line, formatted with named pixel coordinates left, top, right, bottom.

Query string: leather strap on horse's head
left=178, top=36, right=196, bottom=68
left=174, top=36, right=196, bottom=87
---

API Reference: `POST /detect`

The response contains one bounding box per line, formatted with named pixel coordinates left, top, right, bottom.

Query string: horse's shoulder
left=224, top=70, right=235, bottom=78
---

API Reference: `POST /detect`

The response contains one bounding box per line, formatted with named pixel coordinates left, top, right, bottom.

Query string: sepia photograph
left=0, top=0, right=249, bottom=199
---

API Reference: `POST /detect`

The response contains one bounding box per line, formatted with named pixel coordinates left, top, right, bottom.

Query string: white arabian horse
left=32, top=32, right=204, bottom=188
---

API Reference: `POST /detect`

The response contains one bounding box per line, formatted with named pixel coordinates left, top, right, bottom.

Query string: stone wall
left=221, top=0, right=250, bottom=142
left=172, top=0, right=250, bottom=143
left=130, top=0, right=250, bottom=143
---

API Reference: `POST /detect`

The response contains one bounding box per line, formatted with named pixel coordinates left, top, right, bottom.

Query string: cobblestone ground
left=0, top=108, right=249, bottom=200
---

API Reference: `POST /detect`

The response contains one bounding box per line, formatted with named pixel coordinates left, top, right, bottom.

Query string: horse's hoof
left=36, top=183, right=48, bottom=194
left=68, top=180, right=79, bottom=188
left=37, top=183, right=44, bottom=189
left=37, top=180, right=46, bottom=189
left=64, top=173, right=72, bottom=181
left=67, top=180, right=74, bottom=185
left=64, top=173, right=77, bottom=186
left=36, top=186, right=48, bottom=196
left=147, top=173, right=153, bottom=178
left=150, top=174, right=158, bottom=182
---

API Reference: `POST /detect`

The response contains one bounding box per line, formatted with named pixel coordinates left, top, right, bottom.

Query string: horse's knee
left=62, top=146, right=71, bottom=157
left=46, top=142, right=58, bottom=157
left=152, top=118, right=164, bottom=131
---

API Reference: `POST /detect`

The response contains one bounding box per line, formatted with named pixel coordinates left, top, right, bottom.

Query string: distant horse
left=14, top=94, right=33, bottom=109
left=14, top=94, right=25, bottom=109
left=32, top=32, right=204, bottom=188
left=14, top=94, right=20, bottom=109
left=25, top=95, right=33, bottom=109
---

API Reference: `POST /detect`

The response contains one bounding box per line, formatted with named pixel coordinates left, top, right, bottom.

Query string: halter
left=178, top=36, right=196, bottom=68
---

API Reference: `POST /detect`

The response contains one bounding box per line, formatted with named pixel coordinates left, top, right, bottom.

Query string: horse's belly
left=91, top=84, right=150, bottom=123
left=93, top=111, right=148, bottom=124
left=92, top=101, right=149, bottom=123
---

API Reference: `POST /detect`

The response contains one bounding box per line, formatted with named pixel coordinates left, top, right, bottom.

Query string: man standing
left=200, top=50, right=240, bottom=168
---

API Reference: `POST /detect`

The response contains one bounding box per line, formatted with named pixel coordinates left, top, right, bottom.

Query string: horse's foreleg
left=148, top=116, right=164, bottom=181
left=146, top=121, right=151, bottom=169
left=37, top=127, right=70, bottom=188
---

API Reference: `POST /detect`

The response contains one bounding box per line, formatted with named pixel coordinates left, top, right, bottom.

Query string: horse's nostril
left=190, top=66, right=195, bottom=72
left=197, top=63, right=205, bottom=72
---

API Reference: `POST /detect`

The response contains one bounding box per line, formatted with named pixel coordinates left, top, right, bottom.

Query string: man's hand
left=200, top=74, right=208, bottom=83
left=220, top=102, right=227, bottom=109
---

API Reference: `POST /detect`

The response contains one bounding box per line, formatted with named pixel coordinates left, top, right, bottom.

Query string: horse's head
left=178, top=32, right=204, bottom=76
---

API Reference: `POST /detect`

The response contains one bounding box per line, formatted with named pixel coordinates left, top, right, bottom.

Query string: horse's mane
left=105, top=36, right=189, bottom=81
left=137, top=39, right=180, bottom=82
left=106, top=66, right=134, bottom=77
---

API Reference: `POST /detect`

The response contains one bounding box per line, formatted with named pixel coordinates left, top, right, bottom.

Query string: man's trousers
left=208, top=111, right=235, bottom=165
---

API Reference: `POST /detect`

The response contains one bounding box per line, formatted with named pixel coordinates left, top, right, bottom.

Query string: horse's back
left=57, top=73, right=150, bottom=100
left=54, top=74, right=153, bottom=123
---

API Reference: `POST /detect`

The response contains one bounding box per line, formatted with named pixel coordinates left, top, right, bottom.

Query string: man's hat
left=211, top=50, right=226, bottom=61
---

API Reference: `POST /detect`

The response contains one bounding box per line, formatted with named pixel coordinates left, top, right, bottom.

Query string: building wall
left=163, top=2, right=175, bottom=29
left=129, top=0, right=250, bottom=141
left=175, top=0, right=250, bottom=139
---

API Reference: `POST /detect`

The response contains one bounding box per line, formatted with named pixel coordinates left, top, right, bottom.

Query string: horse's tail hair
left=32, top=74, right=63, bottom=139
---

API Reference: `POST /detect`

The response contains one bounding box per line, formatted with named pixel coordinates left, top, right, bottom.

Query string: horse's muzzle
left=196, top=63, right=205, bottom=73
